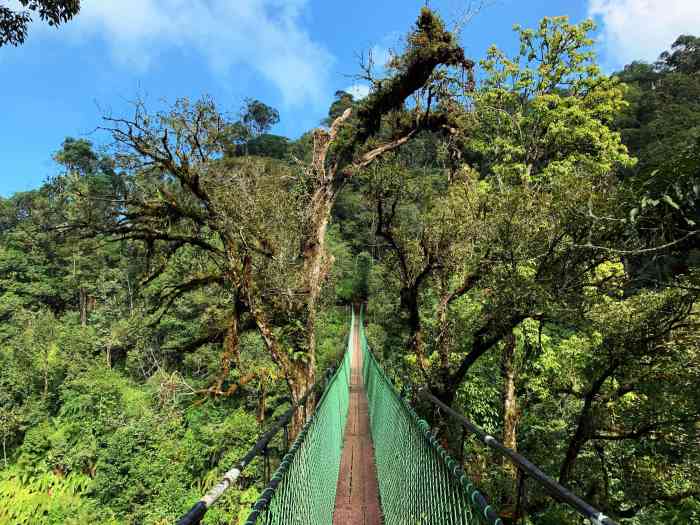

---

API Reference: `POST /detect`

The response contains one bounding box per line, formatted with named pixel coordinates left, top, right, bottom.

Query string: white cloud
left=37, top=0, right=334, bottom=108
left=588, top=0, right=700, bottom=67
left=344, top=84, right=370, bottom=100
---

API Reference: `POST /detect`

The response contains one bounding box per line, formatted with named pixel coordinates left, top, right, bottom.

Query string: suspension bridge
left=177, top=308, right=616, bottom=525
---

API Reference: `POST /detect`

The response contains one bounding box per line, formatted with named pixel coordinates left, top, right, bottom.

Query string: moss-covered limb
left=354, top=8, right=473, bottom=140
left=353, top=109, right=467, bottom=170
left=326, top=8, right=473, bottom=177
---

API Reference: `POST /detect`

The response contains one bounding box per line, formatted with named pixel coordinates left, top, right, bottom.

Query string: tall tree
left=67, top=8, right=475, bottom=434
left=363, top=18, right=700, bottom=519
left=242, top=98, right=280, bottom=137
left=369, top=16, right=634, bottom=408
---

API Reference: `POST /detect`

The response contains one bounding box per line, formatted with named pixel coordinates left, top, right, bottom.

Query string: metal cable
left=418, top=389, right=618, bottom=525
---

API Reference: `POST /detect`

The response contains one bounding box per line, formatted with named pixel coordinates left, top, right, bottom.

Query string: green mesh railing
left=243, top=311, right=353, bottom=525
left=359, top=309, right=503, bottom=525
left=245, top=308, right=501, bottom=525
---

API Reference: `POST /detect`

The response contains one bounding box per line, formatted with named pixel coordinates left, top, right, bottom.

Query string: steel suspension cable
left=417, top=389, right=618, bottom=525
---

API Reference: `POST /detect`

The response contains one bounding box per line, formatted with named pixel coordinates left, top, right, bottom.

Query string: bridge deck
left=333, top=316, right=382, bottom=525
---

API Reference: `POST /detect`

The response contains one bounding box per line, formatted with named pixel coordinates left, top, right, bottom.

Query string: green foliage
left=323, top=90, right=356, bottom=126
left=1, top=10, right=698, bottom=525
left=472, top=16, right=634, bottom=183
left=0, top=467, right=118, bottom=525
left=244, top=134, right=290, bottom=159
left=614, top=35, right=700, bottom=283
left=242, top=98, right=280, bottom=136
left=0, top=0, right=81, bottom=47
left=361, top=16, right=699, bottom=524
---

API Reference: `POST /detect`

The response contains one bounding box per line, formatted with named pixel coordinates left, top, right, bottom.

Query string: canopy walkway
left=332, top=312, right=381, bottom=524
left=178, top=308, right=616, bottom=525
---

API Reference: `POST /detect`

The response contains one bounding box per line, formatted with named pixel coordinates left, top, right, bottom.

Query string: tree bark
left=299, top=179, right=336, bottom=402
left=558, top=361, right=618, bottom=487
left=288, top=364, right=315, bottom=437
left=558, top=406, right=594, bottom=488
left=257, top=378, right=267, bottom=424
left=501, top=331, right=519, bottom=472
left=436, top=293, right=451, bottom=371
left=402, top=285, right=426, bottom=369
left=212, top=307, right=242, bottom=394
left=499, top=331, right=523, bottom=523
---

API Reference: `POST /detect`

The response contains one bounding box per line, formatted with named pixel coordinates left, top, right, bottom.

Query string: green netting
left=244, top=311, right=353, bottom=525
left=245, top=308, right=501, bottom=525
left=359, top=308, right=503, bottom=525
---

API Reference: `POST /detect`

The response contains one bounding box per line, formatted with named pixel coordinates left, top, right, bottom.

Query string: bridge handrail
left=417, top=389, right=618, bottom=525
left=176, top=319, right=352, bottom=525
left=359, top=307, right=503, bottom=525
left=243, top=331, right=352, bottom=523
left=241, top=308, right=354, bottom=524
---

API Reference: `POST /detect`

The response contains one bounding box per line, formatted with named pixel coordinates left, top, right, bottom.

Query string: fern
left=0, top=467, right=119, bottom=525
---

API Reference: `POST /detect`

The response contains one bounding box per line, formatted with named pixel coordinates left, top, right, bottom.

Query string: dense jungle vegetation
left=1, top=7, right=698, bottom=525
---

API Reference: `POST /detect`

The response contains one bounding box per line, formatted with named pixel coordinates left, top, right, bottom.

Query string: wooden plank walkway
left=332, top=316, right=383, bottom=525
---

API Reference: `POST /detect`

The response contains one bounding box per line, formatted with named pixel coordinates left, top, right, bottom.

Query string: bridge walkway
left=332, top=314, right=382, bottom=525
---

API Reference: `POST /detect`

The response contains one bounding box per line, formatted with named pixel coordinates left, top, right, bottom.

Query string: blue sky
left=2, top=0, right=700, bottom=197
